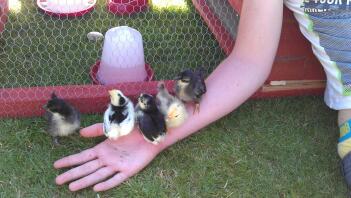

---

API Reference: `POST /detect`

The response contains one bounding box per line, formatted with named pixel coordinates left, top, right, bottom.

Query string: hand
left=54, top=123, right=162, bottom=192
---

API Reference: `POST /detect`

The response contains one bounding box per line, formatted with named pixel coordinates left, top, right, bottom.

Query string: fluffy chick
left=103, top=89, right=135, bottom=140
left=156, top=82, right=188, bottom=128
left=174, top=68, right=206, bottom=114
left=135, top=94, right=166, bottom=144
left=43, top=92, right=81, bottom=145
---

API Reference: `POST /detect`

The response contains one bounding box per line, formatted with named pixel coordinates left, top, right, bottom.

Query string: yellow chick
left=156, top=82, right=188, bottom=128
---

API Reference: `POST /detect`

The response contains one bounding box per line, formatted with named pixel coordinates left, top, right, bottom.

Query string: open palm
left=54, top=123, right=161, bottom=192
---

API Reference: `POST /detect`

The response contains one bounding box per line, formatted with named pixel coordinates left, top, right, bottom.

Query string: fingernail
left=53, top=161, right=60, bottom=169
left=55, top=176, right=63, bottom=185
left=93, top=185, right=102, bottom=192
left=69, top=183, right=79, bottom=191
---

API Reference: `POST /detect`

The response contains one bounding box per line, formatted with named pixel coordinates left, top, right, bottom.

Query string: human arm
left=54, top=0, right=283, bottom=192
left=157, top=0, right=284, bottom=150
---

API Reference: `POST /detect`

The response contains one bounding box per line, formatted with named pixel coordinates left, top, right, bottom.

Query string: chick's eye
left=175, top=115, right=179, bottom=118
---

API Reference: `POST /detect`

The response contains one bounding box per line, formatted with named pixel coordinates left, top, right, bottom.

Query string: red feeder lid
left=107, top=0, right=148, bottom=15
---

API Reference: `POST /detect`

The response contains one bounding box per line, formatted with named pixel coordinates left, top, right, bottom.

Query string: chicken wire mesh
left=0, top=0, right=239, bottom=117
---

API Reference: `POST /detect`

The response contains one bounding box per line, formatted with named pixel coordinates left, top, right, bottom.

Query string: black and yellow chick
left=43, top=92, right=81, bottom=145
left=135, top=94, right=166, bottom=144
left=174, top=68, right=207, bottom=114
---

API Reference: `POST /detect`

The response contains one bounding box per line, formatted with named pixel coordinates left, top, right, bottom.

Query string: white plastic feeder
left=97, top=26, right=147, bottom=85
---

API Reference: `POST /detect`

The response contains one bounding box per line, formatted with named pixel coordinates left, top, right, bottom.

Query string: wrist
left=135, top=105, right=205, bottom=154
left=131, top=127, right=167, bottom=154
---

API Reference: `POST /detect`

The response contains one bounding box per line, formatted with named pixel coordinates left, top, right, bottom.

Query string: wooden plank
left=0, top=81, right=175, bottom=118
left=262, top=80, right=326, bottom=92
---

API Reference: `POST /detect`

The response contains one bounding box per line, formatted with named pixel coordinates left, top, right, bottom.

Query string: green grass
left=0, top=0, right=225, bottom=88
left=0, top=96, right=348, bottom=197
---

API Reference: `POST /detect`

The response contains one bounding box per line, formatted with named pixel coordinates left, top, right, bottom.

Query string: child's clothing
left=285, top=0, right=351, bottom=110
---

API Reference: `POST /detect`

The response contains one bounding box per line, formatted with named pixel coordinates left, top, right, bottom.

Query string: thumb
left=80, top=123, right=104, bottom=137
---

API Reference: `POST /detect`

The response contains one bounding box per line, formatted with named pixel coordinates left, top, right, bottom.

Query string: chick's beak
left=109, top=90, right=118, bottom=102
left=167, top=108, right=176, bottom=119
left=108, top=90, right=114, bottom=97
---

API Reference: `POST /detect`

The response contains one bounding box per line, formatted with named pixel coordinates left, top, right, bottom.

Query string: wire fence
left=0, top=0, right=235, bottom=87
left=0, top=0, right=239, bottom=117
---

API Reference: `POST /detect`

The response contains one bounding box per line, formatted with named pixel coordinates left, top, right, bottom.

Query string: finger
left=56, top=159, right=103, bottom=185
left=54, top=148, right=97, bottom=169
left=93, top=173, right=129, bottom=192
left=68, top=167, right=115, bottom=192
left=80, top=123, right=104, bottom=138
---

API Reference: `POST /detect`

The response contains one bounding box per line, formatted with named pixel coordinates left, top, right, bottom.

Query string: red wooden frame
left=228, top=0, right=242, bottom=14
left=192, top=0, right=326, bottom=97
left=0, top=81, right=175, bottom=118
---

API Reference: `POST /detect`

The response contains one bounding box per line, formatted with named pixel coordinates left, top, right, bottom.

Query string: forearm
left=157, top=58, right=270, bottom=151
left=157, top=0, right=283, bottom=152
